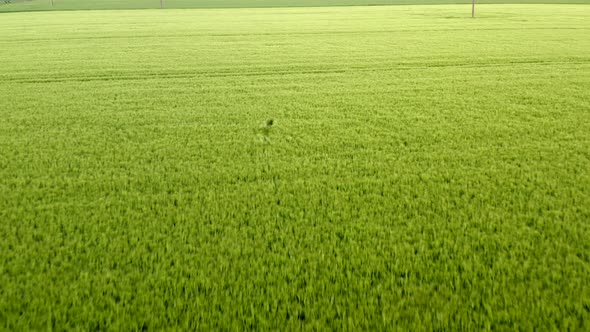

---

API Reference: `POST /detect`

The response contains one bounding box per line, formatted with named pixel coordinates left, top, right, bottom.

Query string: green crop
left=1, top=4, right=589, bottom=331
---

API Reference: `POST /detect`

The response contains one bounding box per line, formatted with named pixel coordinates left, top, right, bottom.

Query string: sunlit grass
left=0, top=4, right=589, bottom=330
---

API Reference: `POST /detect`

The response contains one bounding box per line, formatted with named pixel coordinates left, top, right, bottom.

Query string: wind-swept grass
left=0, top=4, right=589, bottom=330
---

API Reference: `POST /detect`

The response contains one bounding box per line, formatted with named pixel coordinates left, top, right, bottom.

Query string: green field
left=1, top=3, right=590, bottom=330
left=1, top=0, right=589, bottom=11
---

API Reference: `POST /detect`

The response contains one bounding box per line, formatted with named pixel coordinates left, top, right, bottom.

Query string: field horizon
left=1, top=2, right=589, bottom=330
left=1, top=0, right=590, bottom=12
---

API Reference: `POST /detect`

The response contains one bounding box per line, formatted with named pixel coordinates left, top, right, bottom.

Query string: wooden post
left=472, top=0, right=475, bottom=18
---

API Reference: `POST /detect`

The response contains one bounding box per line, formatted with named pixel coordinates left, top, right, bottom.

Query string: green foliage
left=1, top=4, right=590, bottom=330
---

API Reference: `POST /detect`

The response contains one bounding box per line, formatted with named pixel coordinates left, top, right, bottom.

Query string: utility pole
left=472, top=0, right=475, bottom=18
